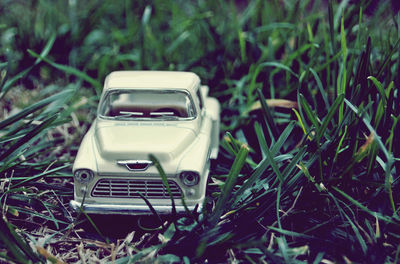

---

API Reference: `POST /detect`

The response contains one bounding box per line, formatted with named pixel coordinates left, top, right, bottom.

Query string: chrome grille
left=91, top=179, right=182, bottom=198
left=117, top=160, right=152, bottom=171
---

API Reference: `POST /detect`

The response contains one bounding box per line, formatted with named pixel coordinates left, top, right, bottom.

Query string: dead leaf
left=36, top=246, right=67, bottom=264
left=251, top=99, right=298, bottom=112
left=358, top=132, right=374, bottom=154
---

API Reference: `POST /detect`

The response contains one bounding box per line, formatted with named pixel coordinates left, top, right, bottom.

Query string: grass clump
left=0, top=0, right=400, bottom=263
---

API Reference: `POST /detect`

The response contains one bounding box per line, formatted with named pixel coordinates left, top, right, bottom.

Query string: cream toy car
left=70, top=71, right=220, bottom=214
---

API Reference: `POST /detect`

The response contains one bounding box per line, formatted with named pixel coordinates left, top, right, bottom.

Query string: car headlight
left=180, top=171, right=200, bottom=186
left=74, top=169, right=94, bottom=183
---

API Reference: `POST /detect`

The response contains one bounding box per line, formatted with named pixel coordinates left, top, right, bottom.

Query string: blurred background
left=1, top=0, right=397, bottom=109
left=1, top=0, right=397, bottom=131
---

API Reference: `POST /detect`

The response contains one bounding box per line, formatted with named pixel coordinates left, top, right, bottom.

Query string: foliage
left=0, top=0, right=400, bottom=263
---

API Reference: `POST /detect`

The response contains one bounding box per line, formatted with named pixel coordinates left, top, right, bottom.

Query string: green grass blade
left=166, top=31, right=190, bottom=54
left=27, top=49, right=102, bottom=96
left=367, top=76, right=386, bottom=104
left=309, top=68, right=330, bottom=110
left=258, top=62, right=299, bottom=79
left=268, top=226, right=314, bottom=239
left=299, top=93, right=320, bottom=131
left=281, top=147, right=306, bottom=178
left=256, top=89, right=279, bottom=142
left=149, top=154, right=177, bottom=216
left=376, top=38, right=400, bottom=78
left=276, top=182, right=283, bottom=229
left=332, top=187, right=393, bottom=223
left=137, top=192, right=164, bottom=229
left=79, top=208, right=109, bottom=244
left=270, top=121, right=295, bottom=154
left=0, top=221, right=33, bottom=263
left=328, top=1, right=335, bottom=53
left=10, top=164, right=70, bottom=189
left=254, top=121, right=268, bottom=158
left=342, top=208, right=367, bottom=254
left=0, top=89, right=73, bottom=130
left=338, top=14, right=347, bottom=124
left=344, top=99, right=391, bottom=160
left=209, top=144, right=249, bottom=226
left=292, top=108, right=310, bottom=140
left=264, top=138, right=283, bottom=184
left=316, top=94, right=345, bottom=142
left=2, top=218, right=41, bottom=262
left=0, top=114, right=58, bottom=161
left=7, top=206, right=68, bottom=226
left=0, top=32, right=56, bottom=99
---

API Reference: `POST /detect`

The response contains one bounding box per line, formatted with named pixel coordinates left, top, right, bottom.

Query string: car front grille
left=91, top=179, right=182, bottom=199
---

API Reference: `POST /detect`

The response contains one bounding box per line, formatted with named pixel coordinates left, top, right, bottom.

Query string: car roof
left=104, top=71, right=200, bottom=93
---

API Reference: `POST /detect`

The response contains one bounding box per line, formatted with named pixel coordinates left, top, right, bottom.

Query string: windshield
left=99, top=89, right=196, bottom=120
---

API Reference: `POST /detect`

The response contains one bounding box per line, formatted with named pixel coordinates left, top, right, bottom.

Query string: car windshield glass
left=99, top=90, right=196, bottom=120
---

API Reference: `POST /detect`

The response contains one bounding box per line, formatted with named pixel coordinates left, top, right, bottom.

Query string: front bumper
left=69, top=200, right=199, bottom=215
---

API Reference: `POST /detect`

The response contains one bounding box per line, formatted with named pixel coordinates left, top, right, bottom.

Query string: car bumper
left=69, top=200, right=199, bottom=215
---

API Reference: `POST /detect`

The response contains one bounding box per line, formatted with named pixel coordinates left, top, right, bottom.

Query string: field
left=1, top=0, right=400, bottom=263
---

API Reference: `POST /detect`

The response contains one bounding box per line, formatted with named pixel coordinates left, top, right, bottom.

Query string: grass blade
left=299, top=93, right=320, bottom=131
left=316, top=94, right=345, bottom=142
left=256, top=89, right=279, bottom=142
left=332, top=187, right=393, bottom=223
left=0, top=114, right=58, bottom=161
left=137, top=192, right=164, bottom=230
left=149, top=154, right=177, bottom=216
left=27, top=49, right=102, bottom=96
left=0, top=89, right=72, bottom=130
left=309, top=68, right=330, bottom=111
left=0, top=33, right=56, bottom=99
left=209, top=144, right=249, bottom=226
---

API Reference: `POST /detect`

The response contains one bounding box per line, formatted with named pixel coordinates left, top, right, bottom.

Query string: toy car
left=69, top=71, right=220, bottom=214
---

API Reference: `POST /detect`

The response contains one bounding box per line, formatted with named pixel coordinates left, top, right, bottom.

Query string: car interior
left=100, top=90, right=195, bottom=118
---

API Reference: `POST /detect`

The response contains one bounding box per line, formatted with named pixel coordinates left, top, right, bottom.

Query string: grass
left=1, top=0, right=400, bottom=263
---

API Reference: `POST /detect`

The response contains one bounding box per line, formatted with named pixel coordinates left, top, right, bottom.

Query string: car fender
left=72, top=125, right=98, bottom=174
left=177, top=132, right=210, bottom=176
left=205, top=97, right=220, bottom=159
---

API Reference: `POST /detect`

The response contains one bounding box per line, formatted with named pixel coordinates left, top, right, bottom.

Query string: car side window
left=196, top=89, right=204, bottom=110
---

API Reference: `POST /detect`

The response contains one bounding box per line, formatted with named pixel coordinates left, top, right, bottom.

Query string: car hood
left=95, top=124, right=196, bottom=162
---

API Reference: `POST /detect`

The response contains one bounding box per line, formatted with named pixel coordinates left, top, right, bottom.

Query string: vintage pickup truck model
left=70, top=71, right=220, bottom=214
